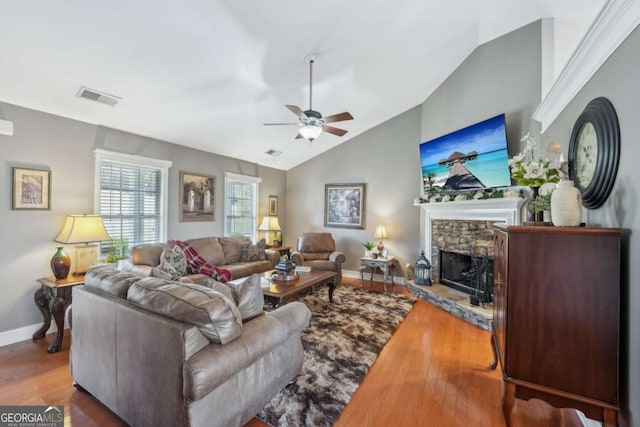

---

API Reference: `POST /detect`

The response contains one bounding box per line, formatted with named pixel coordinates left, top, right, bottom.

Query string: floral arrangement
left=509, top=133, right=560, bottom=187
left=415, top=188, right=522, bottom=204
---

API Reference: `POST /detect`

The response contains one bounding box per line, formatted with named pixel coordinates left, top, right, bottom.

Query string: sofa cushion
left=240, top=239, right=267, bottom=262
left=186, top=237, right=226, bottom=266
left=127, top=278, right=243, bottom=344
left=85, top=265, right=144, bottom=298
left=219, top=236, right=249, bottom=264
left=160, top=246, right=187, bottom=277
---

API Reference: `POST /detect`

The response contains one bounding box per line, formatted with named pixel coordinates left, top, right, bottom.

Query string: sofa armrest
left=183, top=301, right=311, bottom=401
left=290, top=251, right=304, bottom=266
left=329, top=251, right=346, bottom=265
left=264, top=249, right=280, bottom=267
left=121, top=264, right=153, bottom=277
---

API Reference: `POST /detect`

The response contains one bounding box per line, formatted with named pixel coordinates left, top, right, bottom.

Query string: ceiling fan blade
left=263, top=122, right=298, bottom=126
left=285, top=105, right=305, bottom=117
left=323, top=112, right=353, bottom=124
left=295, top=133, right=305, bottom=139
left=323, top=125, right=348, bottom=137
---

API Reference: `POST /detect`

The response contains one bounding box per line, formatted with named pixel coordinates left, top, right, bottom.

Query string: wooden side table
left=33, top=275, right=85, bottom=353
left=360, top=256, right=396, bottom=291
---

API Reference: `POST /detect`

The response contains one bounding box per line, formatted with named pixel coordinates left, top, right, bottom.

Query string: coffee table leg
left=328, top=279, right=336, bottom=303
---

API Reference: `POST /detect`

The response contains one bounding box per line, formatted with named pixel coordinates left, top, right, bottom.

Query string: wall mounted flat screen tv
left=420, top=114, right=511, bottom=193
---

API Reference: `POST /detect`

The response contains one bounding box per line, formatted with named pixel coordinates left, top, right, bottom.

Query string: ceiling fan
left=264, top=54, right=353, bottom=142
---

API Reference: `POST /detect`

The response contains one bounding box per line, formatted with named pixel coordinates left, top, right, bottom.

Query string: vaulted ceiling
left=0, top=0, right=605, bottom=170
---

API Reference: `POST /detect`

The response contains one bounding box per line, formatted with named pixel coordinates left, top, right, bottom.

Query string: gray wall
left=0, top=102, right=285, bottom=333
left=286, top=106, right=423, bottom=277
left=542, top=24, right=640, bottom=427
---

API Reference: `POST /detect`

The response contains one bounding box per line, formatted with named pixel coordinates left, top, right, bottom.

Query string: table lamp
left=54, top=214, right=112, bottom=276
left=258, top=216, right=281, bottom=246
left=374, top=224, right=388, bottom=255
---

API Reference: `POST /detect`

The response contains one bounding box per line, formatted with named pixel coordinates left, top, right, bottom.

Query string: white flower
left=508, top=154, right=524, bottom=167
left=455, top=194, right=467, bottom=201
left=442, top=195, right=451, bottom=202
left=521, top=132, right=537, bottom=154
left=474, top=192, right=484, bottom=200
left=524, top=162, right=545, bottom=179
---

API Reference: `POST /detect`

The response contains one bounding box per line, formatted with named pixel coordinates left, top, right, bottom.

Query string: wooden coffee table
left=262, top=270, right=337, bottom=307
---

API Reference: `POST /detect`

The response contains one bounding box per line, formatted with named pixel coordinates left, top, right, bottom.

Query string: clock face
left=568, top=97, right=620, bottom=210
left=575, top=122, right=598, bottom=187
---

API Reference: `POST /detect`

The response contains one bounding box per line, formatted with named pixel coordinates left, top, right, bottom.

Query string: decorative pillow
left=226, top=274, right=265, bottom=321
left=151, top=265, right=178, bottom=281
left=127, top=278, right=242, bottom=344
left=160, top=245, right=187, bottom=277
left=240, top=239, right=267, bottom=262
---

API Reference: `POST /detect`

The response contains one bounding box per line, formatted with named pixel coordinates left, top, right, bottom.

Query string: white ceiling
left=0, top=0, right=605, bottom=170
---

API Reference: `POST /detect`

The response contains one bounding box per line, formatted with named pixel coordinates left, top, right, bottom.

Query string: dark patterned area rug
left=257, top=286, right=416, bottom=427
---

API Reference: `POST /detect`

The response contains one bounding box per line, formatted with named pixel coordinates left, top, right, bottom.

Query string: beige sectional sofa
left=124, top=236, right=280, bottom=283
left=71, top=265, right=311, bottom=427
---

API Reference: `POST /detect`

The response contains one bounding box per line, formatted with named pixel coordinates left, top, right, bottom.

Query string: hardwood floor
left=0, top=277, right=584, bottom=427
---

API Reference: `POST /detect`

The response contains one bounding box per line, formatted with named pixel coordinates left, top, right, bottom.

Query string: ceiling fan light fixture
left=299, top=124, right=323, bottom=141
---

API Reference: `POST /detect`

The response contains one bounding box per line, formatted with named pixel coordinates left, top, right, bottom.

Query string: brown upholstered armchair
left=290, top=233, right=346, bottom=285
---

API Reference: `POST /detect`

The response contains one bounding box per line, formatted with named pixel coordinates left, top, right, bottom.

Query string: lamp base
left=74, top=243, right=99, bottom=275
left=377, top=242, right=385, bottom=253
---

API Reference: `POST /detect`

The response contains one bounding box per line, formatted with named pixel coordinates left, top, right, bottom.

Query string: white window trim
left=94, top=149, right=172, bottom=242
left=224, top=172, right=262, bottom=240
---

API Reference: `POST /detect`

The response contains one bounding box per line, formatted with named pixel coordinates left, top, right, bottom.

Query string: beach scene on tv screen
left=420, top=115, right=511, bottom=192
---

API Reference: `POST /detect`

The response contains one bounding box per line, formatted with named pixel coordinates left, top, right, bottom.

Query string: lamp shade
left=374, top=224, right=388, bottom=240
left=55, top=214, right=112, bottom=244
left=299, top=124, right=323, bottom=141
left=258, top=216, right=281, bottom=232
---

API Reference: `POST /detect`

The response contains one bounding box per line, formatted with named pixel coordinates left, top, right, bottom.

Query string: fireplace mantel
left=415, top=197, right=526, bottom=263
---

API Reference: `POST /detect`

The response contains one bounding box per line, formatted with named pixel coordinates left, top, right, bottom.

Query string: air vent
left=265, top=149, right=283, bottom=157
left=76, top=86, right=121, bottom=106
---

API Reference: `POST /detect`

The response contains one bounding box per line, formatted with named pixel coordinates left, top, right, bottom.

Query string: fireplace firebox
left=439, top=250, right=493, bottom=306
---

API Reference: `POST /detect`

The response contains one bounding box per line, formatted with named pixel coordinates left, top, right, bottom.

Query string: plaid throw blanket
left=168, top=240, right=231, bottom=283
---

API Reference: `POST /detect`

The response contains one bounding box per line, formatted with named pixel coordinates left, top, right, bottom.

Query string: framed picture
left=324, top=183, right=366, bottom=229
left=381, top=248, right=389, bottom=259
left=179, top=171, right=215, bottom=222
left=12, top=167, right=51, bottom=210
left=269, top=195, right=278, bottom=216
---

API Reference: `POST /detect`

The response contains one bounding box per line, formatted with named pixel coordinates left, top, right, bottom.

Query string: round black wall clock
left=568, top=97, right=620, bottom=209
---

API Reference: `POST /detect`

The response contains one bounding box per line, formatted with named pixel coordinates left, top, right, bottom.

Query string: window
left=94, top=149, right=172, bottom=258
left=224, top=172, right=261, bottom=241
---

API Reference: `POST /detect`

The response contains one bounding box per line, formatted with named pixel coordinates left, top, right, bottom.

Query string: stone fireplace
left=415, top=197, right=526, bottom=286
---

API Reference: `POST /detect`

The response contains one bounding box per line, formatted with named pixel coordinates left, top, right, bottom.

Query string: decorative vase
left=364, top=250, right=373, bottom=257
left=529, top=186, right=544, bottom=223
left=51, top=247, right=71, bottom=280
left=551, top=180, right=582, bottom=226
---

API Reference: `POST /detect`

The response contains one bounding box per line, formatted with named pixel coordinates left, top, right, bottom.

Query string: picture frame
left=381, top=248, right=390, bottom=259
left=12, top=167, right=51, bottom=210
left=324, top=183, right=366, bottom=229
left=269, top=195, right=278, bottom=216
left=179, top=171, right=215, bottom=222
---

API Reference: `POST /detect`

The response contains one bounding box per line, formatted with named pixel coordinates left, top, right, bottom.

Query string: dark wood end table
left=268, top=245, right=292, bottom=258
left=33, top=275, right=85, bottom=353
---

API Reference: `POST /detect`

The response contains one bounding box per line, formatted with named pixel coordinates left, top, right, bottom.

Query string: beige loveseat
left=124, top=236, right=280, bottom=283
left=71, top=265, right=311, bottom=427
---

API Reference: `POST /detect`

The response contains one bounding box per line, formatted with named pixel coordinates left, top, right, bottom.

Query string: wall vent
left=76, top=86, right=121, bottom=106
left=265, top=149, right=283, bottom=157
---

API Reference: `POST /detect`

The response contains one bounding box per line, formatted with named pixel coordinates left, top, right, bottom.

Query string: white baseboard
left=0, top=322, right=58, bottom=348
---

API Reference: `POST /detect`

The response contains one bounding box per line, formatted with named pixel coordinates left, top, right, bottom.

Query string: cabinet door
left=492, top=228, right=508, bottom=368
left=506, top=231, right=619, bottom=404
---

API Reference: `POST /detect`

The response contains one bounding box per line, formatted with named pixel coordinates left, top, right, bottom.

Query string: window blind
left=97, top=158, right=163, bottom=256
left=224, top=174, right=260, bottom=240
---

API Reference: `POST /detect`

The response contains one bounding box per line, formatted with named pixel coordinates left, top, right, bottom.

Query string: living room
left=1, top=1, right=639, bottom=426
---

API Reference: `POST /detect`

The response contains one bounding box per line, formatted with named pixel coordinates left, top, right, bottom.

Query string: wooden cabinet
left=490, top=225, right=621, bottom=426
